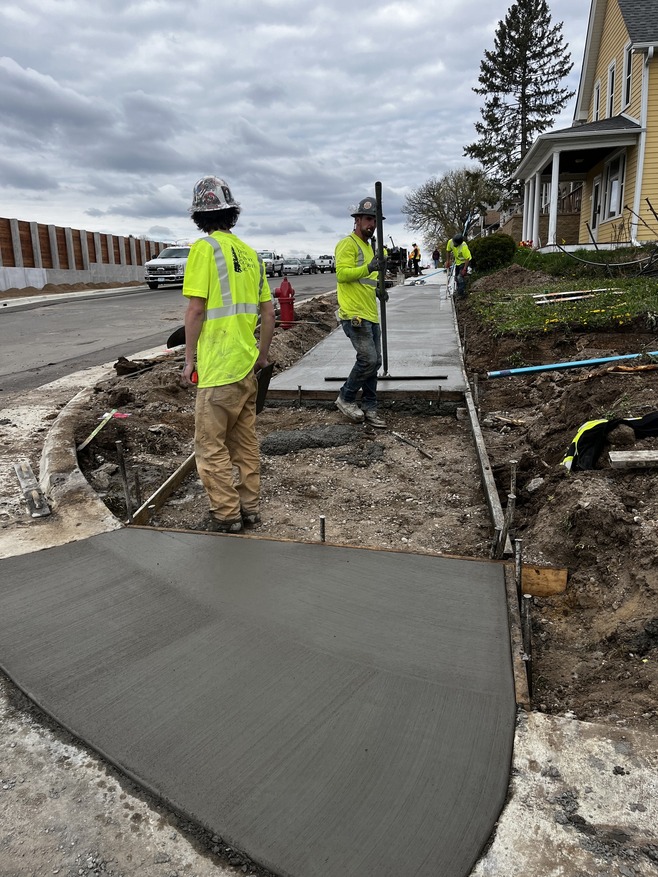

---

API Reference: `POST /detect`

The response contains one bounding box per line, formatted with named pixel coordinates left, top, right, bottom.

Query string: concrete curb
left=39, top=386, right=122, bottom=534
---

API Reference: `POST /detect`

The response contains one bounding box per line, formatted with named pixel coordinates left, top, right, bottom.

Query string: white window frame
left=607, top=61, right=616, bottom=117
left=622, top=42, right=632, bottom=109
left=593, top=80, right=601, bottom=121
left=603, top=150, right=626, bottom=220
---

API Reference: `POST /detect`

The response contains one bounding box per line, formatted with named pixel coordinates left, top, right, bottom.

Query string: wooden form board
left=609, top=450, right=658, bottom=469
left=521, top=564, right=568, bottom=597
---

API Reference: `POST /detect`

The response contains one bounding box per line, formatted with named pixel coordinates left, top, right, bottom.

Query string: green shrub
left=469, top=233, right=517, bottom=273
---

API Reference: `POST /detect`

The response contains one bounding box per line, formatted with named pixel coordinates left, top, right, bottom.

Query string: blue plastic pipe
left=487, top=350, right=658, bottom=379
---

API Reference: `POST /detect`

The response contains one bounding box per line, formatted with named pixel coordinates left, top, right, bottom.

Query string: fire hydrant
left=275, top=276, right=295, bottom=329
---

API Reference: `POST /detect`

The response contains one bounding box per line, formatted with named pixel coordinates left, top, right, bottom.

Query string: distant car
left=144, top=246, right=191, bottom=289
left=257, top=250, right=284, bottom=277
left=282, top=257, right=303, bottom=276
left=316, top=255, right=335, bottom=273
left=300, top=257, right=317, bottom=274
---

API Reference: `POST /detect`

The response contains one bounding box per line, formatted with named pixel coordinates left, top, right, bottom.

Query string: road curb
left=39, top=386, right=122, bottom=536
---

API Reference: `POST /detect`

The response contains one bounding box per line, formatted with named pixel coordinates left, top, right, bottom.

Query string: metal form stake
left=115, top=440, right=133, bottom=523
left=472, top=374, right=479, bottom=413
left=514, top=538, right=523, bottom=608
left=490, top=526, right=502, bottom=559
left=319, top=515, right=326, bottom=543
left=297, top=385, right=302, bottom=407
left=495, top=493, right=516, bottom=559
left=521, top=593, right=533, bottom=699
left=510, top=459, right=519, bottom=498
left=133, top=467, right=143, bottom=508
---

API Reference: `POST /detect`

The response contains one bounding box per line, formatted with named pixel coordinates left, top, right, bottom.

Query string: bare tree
left=402, top=168, right=500, bottom=247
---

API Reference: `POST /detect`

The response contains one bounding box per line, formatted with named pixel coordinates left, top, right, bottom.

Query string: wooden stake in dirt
left=77, top=408, right=118, bottom=452
left=131, top=453, right=197, bottom=526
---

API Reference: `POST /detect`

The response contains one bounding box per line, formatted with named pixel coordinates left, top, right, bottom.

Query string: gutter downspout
left=630, top=46, right=654, bottom=242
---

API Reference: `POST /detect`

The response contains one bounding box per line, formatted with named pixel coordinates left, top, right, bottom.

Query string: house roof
left=574, top=0, right=658, bottom=122
left=617, top=0, right=658, bottom=45
left=515, top=114, right=642, bottom=180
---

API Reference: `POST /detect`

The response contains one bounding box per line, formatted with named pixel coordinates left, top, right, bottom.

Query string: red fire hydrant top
left=275, top=277, right=295, bottom=300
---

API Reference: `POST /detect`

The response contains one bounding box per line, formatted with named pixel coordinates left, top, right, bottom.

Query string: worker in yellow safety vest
left=445, top=234, right=471, bottom=297
left=181, top=175, right=275, bottom=533
left=334, top=196, right=387, bottom=429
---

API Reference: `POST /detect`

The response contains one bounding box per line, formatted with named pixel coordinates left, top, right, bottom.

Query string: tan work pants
left=194, top=372, right=260, bottom=523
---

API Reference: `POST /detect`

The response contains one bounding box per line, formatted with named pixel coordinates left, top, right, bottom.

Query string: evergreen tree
left=464, top=0, right=574, bottom=205
left=402, top=168, right=501, bottom=246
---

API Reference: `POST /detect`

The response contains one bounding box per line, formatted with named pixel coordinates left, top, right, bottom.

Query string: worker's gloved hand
left=367, top=257, right=383, bottom=274
left=376, top=288, right=389, bottom=302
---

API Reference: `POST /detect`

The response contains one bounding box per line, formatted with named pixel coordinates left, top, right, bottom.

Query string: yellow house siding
left=639, top=57, right=658, bottom=237
left=590, top=0, right=629, bottom=120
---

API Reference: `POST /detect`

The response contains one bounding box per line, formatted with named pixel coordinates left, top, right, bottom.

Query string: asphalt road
left=0, top=274, right=337, bottom=397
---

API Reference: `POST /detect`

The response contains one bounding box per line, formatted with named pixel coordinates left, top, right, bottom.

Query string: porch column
left=547, top=151, right=560, bottom=247
left=522, top=181, right=531, bottom=241
left=532, top=172, right=541, bottom=247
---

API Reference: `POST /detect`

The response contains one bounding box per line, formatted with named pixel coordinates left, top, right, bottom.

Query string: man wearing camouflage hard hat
left=181, top=175, right=275, bottom=533
left=333, top=196, right=386, bottom=428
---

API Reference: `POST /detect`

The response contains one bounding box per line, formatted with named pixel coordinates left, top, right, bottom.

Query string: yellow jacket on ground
left=335, top=233, right=379, bottom=323
left=183, top=232, right=271, bottom=388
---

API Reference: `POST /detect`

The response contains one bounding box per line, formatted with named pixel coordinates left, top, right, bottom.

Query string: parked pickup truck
left=316, top=254, right=335, bottom=273
left=144, top=246, right=190, bottom=289
left=257, top=250, right=284, bottom=277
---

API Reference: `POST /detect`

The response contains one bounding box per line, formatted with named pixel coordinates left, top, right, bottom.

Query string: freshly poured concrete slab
left=0, top=528, right=515, bottom=877
left=270, top=282, right=465, bottom=399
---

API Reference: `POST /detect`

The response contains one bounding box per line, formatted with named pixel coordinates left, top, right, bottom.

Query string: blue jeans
left=455, top=265, right=467, bottom=296
left=340, top=319, right=381, bottom=411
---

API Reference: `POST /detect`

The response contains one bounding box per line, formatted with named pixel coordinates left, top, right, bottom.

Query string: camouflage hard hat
left=189, top=176, right=241, bottom=214
left=351, top=197, right=385, bottom=220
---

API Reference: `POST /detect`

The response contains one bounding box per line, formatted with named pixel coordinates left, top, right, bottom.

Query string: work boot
left=208, top=516, right=243, bottom=534
left=363, top=409, right=386, bottom=428
left=335, top=394, right=364, bottom=423
left=241, top=510, right=261, bottom=527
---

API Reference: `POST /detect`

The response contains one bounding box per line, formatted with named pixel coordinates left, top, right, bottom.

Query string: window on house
left=594, top=81, right=601, bottom=121
left=607, top=62, right=616, bottom=117
left=604, top=151, right=625, bottom=219
left=623, top=44, right=632, bottom=108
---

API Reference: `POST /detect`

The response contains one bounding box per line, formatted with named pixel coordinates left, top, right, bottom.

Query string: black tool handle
left=375, top=180, right=388, bottom=376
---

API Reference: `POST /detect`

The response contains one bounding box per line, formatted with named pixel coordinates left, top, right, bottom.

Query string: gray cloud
left=0, top=0, right=589, bottom=252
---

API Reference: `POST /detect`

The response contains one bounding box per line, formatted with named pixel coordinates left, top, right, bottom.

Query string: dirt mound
left=460, top=265, right=658, bottom=730
left=469, top=262, right=554, bottom=294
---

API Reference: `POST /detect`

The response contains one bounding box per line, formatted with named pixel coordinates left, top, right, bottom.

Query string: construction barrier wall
left=0, top=217, right=170, bottom=291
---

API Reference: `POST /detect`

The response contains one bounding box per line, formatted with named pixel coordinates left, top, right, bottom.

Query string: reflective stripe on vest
left=201, top=235, right=261, bottom=321
left=355, top=240, right=378, bottom=288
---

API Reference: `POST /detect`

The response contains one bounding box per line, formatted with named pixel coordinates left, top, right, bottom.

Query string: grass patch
left=469, top=277, right=658, bottom=337
left=513, top=245, right=658, bottom=279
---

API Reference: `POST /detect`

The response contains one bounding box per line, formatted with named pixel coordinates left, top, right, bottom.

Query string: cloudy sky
left=0, top=0, right=590, bottom=257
